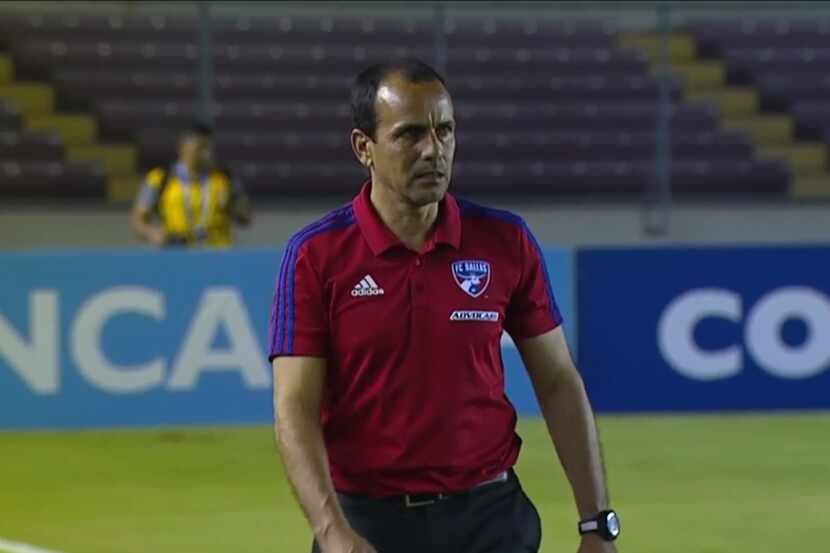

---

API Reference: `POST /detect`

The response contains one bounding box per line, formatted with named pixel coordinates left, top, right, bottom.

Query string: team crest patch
left=451, top=260, right=491, bottom=298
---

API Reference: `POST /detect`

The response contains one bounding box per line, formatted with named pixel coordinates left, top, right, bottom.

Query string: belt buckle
left=476, top=470, right=509, bottom=488
left=404, top=493, right=445, bottom=508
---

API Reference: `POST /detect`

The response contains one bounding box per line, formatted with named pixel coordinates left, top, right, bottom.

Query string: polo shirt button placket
left=413, top=256, right=424, bottom=293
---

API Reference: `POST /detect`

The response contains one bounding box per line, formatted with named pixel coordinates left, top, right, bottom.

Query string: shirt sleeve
left=135, top=167, right=165, bottom=209
left=268, top=241, right=328, bottom=360
left=503, top=223, right=563, bottom=340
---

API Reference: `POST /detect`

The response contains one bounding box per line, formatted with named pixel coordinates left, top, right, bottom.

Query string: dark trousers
left=311, top=469, right=541, bottom=553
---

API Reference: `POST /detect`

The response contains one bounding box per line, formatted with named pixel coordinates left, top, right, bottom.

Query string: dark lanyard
left=175, top=164, right=211, bottom=241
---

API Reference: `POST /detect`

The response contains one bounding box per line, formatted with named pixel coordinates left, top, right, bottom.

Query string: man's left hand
left=577, top=533, right=618, bottom=553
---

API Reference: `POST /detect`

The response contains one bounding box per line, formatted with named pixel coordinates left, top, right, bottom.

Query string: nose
left=421, top=128, right=443, bottom=162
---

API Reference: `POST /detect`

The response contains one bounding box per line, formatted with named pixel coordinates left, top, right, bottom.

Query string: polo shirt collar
left=174, top=161, right=207, bottom=182
left=352, top=180, right=462, bottom=256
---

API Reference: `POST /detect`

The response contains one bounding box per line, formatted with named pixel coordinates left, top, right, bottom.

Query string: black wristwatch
left=578, top=509, right=620, bottom=541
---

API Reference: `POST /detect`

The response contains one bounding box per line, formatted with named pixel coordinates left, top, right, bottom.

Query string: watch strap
left=578, top=519, right=599, bottom=533
left=578, top=509, right=620, bottom=541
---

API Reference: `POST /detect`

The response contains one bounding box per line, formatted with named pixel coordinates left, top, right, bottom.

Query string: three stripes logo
left=351, top=274, right=385, bottom=297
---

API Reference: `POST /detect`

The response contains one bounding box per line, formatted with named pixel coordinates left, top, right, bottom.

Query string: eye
left=437, top=124, right=454, bottom=139
left=398, top=127, right=421, bottom=142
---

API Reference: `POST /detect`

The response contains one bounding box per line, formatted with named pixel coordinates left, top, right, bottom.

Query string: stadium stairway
left=0, top=52, right=141, bottom=202
left=619, top=32, right=830, bottom=200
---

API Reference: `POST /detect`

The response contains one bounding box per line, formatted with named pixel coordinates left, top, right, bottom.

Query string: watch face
left=605, top=512, right=621, bottom=537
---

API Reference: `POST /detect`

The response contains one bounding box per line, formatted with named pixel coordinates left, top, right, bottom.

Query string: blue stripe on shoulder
left=272, top=204, right=355, bottom=355
left=456, top=197, right=561, bottom=323
left=456, top=197, right=525, bottom=227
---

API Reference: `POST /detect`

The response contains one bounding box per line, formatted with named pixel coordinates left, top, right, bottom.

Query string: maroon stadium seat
left=0, top=11, right=788, bottom=200
left=442, top=18, right=615, bottom=47
left=0, top=160, right=107, bottom=197
left=0, top=100, right=21, bottom=131
left=686, top=20, right=830, bottom=58
left=0, top=131, right=64, bottom=161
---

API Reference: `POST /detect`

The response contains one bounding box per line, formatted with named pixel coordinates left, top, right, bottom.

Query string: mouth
left=414, top=169, right=447, bottom=180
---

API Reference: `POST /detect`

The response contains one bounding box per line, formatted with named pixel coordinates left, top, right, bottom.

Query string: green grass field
left=1, top=413, right=827, bottom=553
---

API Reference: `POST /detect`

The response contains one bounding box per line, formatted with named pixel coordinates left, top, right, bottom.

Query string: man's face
left=362, top=74, right=456, bottom=207
left=179, top=133, right=213, bottom=171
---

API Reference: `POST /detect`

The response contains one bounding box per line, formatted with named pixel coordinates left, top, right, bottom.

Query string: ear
left=350, top=129, right=373, bottom=170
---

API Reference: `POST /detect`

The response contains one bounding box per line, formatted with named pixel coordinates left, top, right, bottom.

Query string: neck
left=179, top=161, right=199, bottom=176
left=369, top=180, right=439, bottom=252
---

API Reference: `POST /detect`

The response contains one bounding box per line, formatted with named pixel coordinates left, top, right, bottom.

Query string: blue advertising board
left=0, top=249, right=279, bottom=429
left=577, top=246, right=830, bottom=412
left=0, top=247, right=574, bottom=429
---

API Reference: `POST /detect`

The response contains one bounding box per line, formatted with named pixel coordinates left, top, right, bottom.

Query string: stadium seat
left=453, top=102, right=720, bottom=132
left=138, top=130, right=354, bottom=168
left=237, top=161, right=366, bottom=195
left=136, top=129, right=755, bottom=170
left=0, top=13, right=199, bottom=46
left=671, top=159, right=790, bottom=195
left=442, top=18, right=615, bottom=47
left=64, top=70, right=673, bottom=96
left=686, top=20, right=830, bottom=58
left=0, top=13, right=618, bottom=49
left=55, top=70, right=681, bottom=110
left=755, top=75, right=830, bottom=111
left=450, top=75, right=683, bottom=102
left=457, top=130, right=754, bottom=160
left=13, top=40, right=649, bottom=79
left=0, top=131, right=64, bottom=161
left=451, top=159, right=789, bottom=196
left=0, top=160, right=106, bottom=197
left=98, top=100, right=721, bottom=142
left=791, top=102, right=830, bottom=140
left=723, top=48, right=830, bottom=85
left=95, top=100, right=356, bottom=139
left=53, top=70, right=353, bottom=109
left=0, top=100, right=20, bottom=130
left=0, top=11, right=794, bottom=200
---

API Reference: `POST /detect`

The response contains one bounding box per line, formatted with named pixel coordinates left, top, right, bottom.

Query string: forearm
left=130, top=211, right=163, bottom=243
left=232, top=196, right=252, bottom=226
left=132, top=219, right=156, bottom=242
left=275, top=404, right=348, bottom=543
left=538, top=372, right=609, bottom=518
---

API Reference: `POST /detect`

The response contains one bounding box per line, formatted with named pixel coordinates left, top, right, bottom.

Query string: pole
left=643, top=1, right=672, bottom=237
left=197, top=1, right=214, bottom=126
left=433, top=2, right=448, bottom=77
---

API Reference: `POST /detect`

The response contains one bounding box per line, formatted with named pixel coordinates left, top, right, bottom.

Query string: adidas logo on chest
left=351, top=274, right=385, bottom=297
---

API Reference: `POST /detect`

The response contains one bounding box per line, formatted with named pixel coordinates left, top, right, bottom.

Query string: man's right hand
left=148, top=227, right=167, bottom=247
left=319, top=526, right=378, bottom=553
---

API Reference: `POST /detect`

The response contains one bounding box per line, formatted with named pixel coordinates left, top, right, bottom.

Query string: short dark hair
left=185, top=120, right=214, bottom=138
left=351, top=58, right=448, bottom=141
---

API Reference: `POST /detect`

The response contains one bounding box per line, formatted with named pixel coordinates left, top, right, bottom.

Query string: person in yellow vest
left=131, top=121, right=252, bottom=248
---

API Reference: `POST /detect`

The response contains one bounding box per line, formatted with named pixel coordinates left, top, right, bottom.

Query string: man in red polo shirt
left=269, top=59, right=620, bottom=553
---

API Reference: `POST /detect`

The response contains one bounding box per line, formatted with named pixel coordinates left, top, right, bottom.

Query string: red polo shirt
left=269, top=182, right=562, bottom=497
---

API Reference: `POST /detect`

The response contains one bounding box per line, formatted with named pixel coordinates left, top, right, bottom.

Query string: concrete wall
left=2, top=201, right=828, bottom=250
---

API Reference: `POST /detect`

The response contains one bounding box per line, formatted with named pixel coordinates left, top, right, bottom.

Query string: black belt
left=345, top=470, right=511, bottom=509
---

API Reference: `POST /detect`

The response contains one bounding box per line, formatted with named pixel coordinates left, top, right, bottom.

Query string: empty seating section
left=0, top=11, right=800, bottom=199
left=686, top=22, right=830, bottom=138
left=0, top=95, right=105, bottom=197
left=0, top=160, right=106, bottom=197
left=0, top=100, right=20, bottom=129
left=684, top=19, right=830, bottom=198
left=0, top=131, right=64, bottom=160
left=51, top=72, right=685, bottom=109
